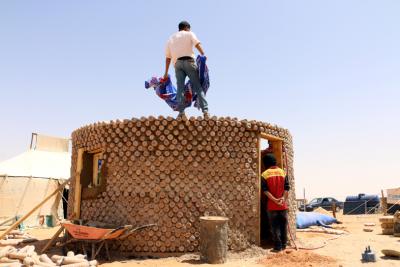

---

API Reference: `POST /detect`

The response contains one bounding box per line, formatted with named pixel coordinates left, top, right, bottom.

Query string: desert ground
left=13, top=213, right=400, bottom=267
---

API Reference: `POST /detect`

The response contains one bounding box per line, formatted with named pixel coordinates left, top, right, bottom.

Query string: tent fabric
left=34, top=134, right=69, bottom=152
left=0, top=139, right=71, bottom=227
left=0, top=177, right=63, bottom=226
left=0, top=150, right=71, bottom=179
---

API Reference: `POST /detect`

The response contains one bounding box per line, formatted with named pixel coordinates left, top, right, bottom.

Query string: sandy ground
left=8, top=213, right=400, bottom=267
left=297, top=213, right=400, bottom=267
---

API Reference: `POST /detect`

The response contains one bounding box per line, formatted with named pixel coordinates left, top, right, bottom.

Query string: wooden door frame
left=257, top=133, right=284, bottom=246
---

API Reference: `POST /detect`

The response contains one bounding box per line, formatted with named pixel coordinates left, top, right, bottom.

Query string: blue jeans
left=175, top=59, right=208, bottom=113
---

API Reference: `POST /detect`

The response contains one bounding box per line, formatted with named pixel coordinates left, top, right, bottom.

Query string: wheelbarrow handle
left=118, top=223, right=157, bottom=240
left=101, top=225, right=133, bottom=240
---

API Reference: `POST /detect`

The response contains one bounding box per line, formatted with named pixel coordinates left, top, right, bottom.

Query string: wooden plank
left=40, top=225, right=65, bottom=254
left=259, top=137, right=283, bottom=169
left=88, top=148, right=104, bottom=154
left=0, top=179, right=69, bottom=240
left=256, top=136, right=261, bottom=246
left=259, top=133, right=283, bottom=142
left=74, top=148, right=84, bottom=219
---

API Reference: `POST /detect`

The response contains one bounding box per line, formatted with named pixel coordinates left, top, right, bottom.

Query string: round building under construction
left=67, top=116, right=296, bottom=254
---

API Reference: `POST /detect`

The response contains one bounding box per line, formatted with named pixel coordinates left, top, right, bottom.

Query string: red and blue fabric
left=145, top=55, right=210, bottom=111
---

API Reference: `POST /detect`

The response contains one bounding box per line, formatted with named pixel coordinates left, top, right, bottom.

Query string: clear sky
left=1, top=1, right=399, bottom=201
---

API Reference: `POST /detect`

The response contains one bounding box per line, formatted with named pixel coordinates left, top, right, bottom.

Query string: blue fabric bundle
left=186, top=55, right=210, bottom=109
left=145, top=55, right=209, bottom=111
left=296, top=212, right=338, bottom=229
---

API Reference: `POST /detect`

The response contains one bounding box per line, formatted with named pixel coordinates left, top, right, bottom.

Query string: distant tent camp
left=0, top=133, right=71, bottom=227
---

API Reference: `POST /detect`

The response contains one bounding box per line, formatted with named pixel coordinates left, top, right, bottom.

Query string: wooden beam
left=88, top=148, right=104, bottom=154
left=40, top=225, right=65, bottom=254
left=256, top=136, right=261, bottom=246
left=0, top=179, right=69, bottom=240
left=259, top=133, right=283, bottom=142
left=73, top=148, right=84, bottom=219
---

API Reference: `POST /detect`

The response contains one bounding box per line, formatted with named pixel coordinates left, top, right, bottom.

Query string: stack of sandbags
left=379, top=215, right=394, bottom=235
left=0, top=246, right=98, bottom=267
left=0, top=230, right=37, bottom=246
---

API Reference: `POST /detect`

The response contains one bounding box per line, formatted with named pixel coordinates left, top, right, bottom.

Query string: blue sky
left=1, top=1, right=399, bottom=200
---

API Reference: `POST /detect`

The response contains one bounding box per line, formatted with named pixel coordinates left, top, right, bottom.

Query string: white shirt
left=165, top=31, right=200, bottom=65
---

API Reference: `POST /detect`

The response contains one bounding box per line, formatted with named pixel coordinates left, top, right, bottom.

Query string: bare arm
left=163, top=58, right=171, bottom=79
left=283, top=190, right=289, bottom=201
left=195, top=43, right=205, bottom=56
left=265, top=191, right=281, bottom=205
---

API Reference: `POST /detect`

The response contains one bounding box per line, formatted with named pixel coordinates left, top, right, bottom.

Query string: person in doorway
left=261, top=153, right=290, bottom=252
left=164, top=21, right=209, bottom=119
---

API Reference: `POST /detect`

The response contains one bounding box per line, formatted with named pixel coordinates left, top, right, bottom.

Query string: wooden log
left=200, top=216, right=229, bottom=264
left=39, top=254, right=56, bottom=266
left=59, top=261, right=97, bottom=267
left=23, top=257, right=36, bottom=266
left=51, top=255, right=87, bottom=265
left=7, top=252, right=28, bottom=260
left=0, top=263, right=21, bottom=267
left=41, top=226, right=65, bottom=254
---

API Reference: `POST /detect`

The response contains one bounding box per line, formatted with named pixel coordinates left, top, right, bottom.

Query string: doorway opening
left=259, top=133, right=284, bottom=247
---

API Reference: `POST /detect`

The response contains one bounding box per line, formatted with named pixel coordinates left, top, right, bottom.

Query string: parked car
left=298, top=197, right=344, bottom=212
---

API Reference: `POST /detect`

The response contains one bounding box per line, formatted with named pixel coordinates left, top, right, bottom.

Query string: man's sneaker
left=203, top=112, right=210, bottom=119
left=177, top=112, right=187, bottom=120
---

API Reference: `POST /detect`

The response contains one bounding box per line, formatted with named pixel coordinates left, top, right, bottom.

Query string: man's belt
left=177, top=56, right=194, bottom=61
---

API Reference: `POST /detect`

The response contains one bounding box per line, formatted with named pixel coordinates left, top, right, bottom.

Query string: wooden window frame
left=79, top=148, right=107, bottom=200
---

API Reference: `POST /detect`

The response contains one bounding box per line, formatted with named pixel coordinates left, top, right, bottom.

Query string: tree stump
left=200, top=216, right=229, bottom=264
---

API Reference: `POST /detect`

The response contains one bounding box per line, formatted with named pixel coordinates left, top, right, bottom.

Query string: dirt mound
left=258, top=250, right=337, bottom=267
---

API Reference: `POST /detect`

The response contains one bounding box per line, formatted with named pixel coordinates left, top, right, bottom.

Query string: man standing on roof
left=261, top=153, right=291, bottom=252
left=164, top=21, right=209, bottom=119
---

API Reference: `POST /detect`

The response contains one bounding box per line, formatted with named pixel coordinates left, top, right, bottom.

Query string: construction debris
left=381, top=249, right=400, bottom=259
left=0, top=245, right=98, bottom=267
left=379, top=215, right=394, bottom=235
left=394, top=211, right=400, bottom=237
left=0, top=230, right=37, bottom=246
left=361, top=246, right=376, bottom=262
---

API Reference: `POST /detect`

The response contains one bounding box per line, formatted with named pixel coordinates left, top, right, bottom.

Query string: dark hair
left=262, top=153, right=277, bottom=169
left=178, top=21, right=191, bottom=31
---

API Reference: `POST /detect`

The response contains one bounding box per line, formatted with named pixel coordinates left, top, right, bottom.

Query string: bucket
left=45, top=215, right=53, bottom=227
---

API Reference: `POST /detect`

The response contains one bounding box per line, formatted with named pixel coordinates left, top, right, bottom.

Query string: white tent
left=0, top=134, right=71, bottom=227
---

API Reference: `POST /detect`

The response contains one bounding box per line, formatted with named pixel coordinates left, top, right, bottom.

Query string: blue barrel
left=344, top=193, right=380, bottom=214
left=345, top=195, right=360, bottom=202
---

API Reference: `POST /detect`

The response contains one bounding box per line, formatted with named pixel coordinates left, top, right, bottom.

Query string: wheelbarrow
left=58, top=222, right=156, bottom=260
